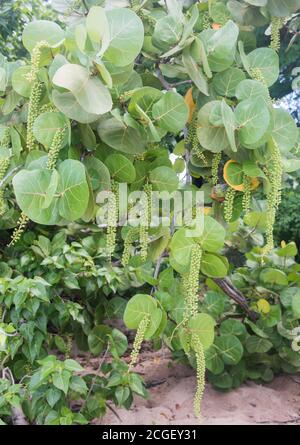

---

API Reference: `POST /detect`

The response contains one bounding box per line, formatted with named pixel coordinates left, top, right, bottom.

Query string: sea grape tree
left=0, top=0, right=299, bottom=419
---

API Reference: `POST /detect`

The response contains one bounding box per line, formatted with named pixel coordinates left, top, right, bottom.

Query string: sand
left=98, top=350, right=300, bottom=426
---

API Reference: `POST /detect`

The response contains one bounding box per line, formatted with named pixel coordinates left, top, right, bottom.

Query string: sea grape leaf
left=248, top=47, right=279, bottom=87
left=22, top=20, right=65, bottom=52
left=152, top=91, right=189, bottom=133
left=52, top=64, right=112, bottom=115
left=104, top=8, right=144, bottom=67
left=56, top=159, right=89, bottom=221
left=52, top=90, right=100, bottom=124
left=33, top=112, right=69, bottom=149
left=97, top=115, right=146, bottom=154
left=235, top=97, right=270, bottom=146
left=12, top=169, right=60, bottom=225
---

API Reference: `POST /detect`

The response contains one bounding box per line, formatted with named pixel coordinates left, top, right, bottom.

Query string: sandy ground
left=98, top=350, right=300, bottom=426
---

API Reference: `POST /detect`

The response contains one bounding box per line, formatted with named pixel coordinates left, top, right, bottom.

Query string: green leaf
left=201, top=253, right=228, bottom=278
left=22, top=20, right=65, bottom=52
left=182, top=50, right=209, bottom=96
left=205, top=345, right=224, bottom=375
left=46, top=388, right=62, bottom=408
left=245, top=336, right=273, bottom=353
left=198, top=216, right=226, bottom=253
left=235, top=97, right=270, bottom=146
left=64, top=359, right=83, bottom=372
left=260, top=268, right=288, bottom=286
left=109, top=328, right=128, bottom=357
left=115, top=386, right=130, bottom=406
left=169, top=228, right=195, bottom=270
left=33, top=112, right=69, bottom=149
left=215, top=334, right=243, bottom=365
left=242, top=161, right=265, bottom=178
left=12, top=66, right=32, bottom=98
left=97, top=115, right=146, bottom=154
left=152, top=91, right=188, bottom=133
left=267, top=0, right=300, bottom=16
left=197, top=101, right=229, bottom=152
left=53, top=64, right=112, bottom=115
left=52, top=90, right=100, bottom=124
left=149, top=166, right=179, bottom=192
left=69, top=376, right=88, bottom=395
left=235, top=79, right=270, bottom=103
left=220, top=319, right=247, bottom=338
left=292, top=294, right=300, bottom=319
left=105, top=154, right=136, bottom=183
left=104, top=8, right=144, bottom=67
left=52, top=370, right=71, bottom=395
left=84, top=157, right=110, bottom=192
left=57, top=159, right=89, bottom=221
left=188, top=313, right=215, bottom=350
left=86, top=6, right=110, bottom=53
left=88, top=325, right=111, bottom=355
left=152, top=16, right=183, bottom=52
left=270, top=108, right=298, bottom=154
left=13, top=169, right=60, bottom=225
left=220, top=100, right=237, bottom=152
left=248, top=47, right=279, bottom=87
left=277, top=242, right=298, bottom=258
left=212, top=68, right=246, bottom=97
left=123, top=294, right=157, bottom=330
left=206, top=20, right=239, bottom=72
left=202, top=291, right=225, bottom=319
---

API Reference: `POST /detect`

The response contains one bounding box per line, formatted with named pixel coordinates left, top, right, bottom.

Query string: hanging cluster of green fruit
left=1, top=0, right=299, bottom=419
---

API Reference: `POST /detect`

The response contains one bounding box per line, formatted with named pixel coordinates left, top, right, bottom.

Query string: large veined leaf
left=88, top=325, right=111, bottom=355
left=22, top=20, right=65, bottom=52
left=128, top=87, right=163, bottom=118
left=235, top=79, right=270, bottom=103
left=198, top=216, right=226, bottom=253
left=56, top=159, right=89, bottom=221
left=84, top=157, right=110, bottom=192
left=188, top=313, right=216, bottom=350
left=205, top=20, right=239, bottom=72
left=52, top=64, right=112, bottom=115
left=260, top=268, right=288, bottom=286
left=152, top=16, right=183, bottom=52
left=212, top=68, right=246, bottom=97
left=215, top=334, right=244, bottom=365
left=220, top=100, right=237, bottom=152
left=205, top=345, right=224, bottom=374
left=270, top=108, right=298, bottom=154
left=182, top=50, right=209, bottom=96
left=86, top=6, right=110, bottom=54
left=201, top=253, right=228, bottom=278
left=245, top=336, right=273, bottom=354
left=248, top=47, right=279, bottom=87
left=52, top=90, right=100, bottom=124
left=267, top=0, right=300, bottom=16
left=97, top=115, right=146, bottom=154
left=33, top=112, right=69, bottom=149
left=12, top=66, right=32, bottom=98
left=197, top=101, right=229, bottom=152
left=105, top=154, right=136, bottom=183
left=152, top=92, right=188, bottom=133
left=12, top=169, right=60, bottom=225
left=149, top=166, right=179, bottom=192
left=104, top=8, right=144, bottom=67
left=123, top=294, right=157, bottom=329
left=235, top=97, right=270, bottom=146
left=169, top=228, right=195, bottom=269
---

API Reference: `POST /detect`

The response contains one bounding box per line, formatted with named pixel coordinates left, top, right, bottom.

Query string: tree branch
left=213, top=277, right=259, bottom=322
